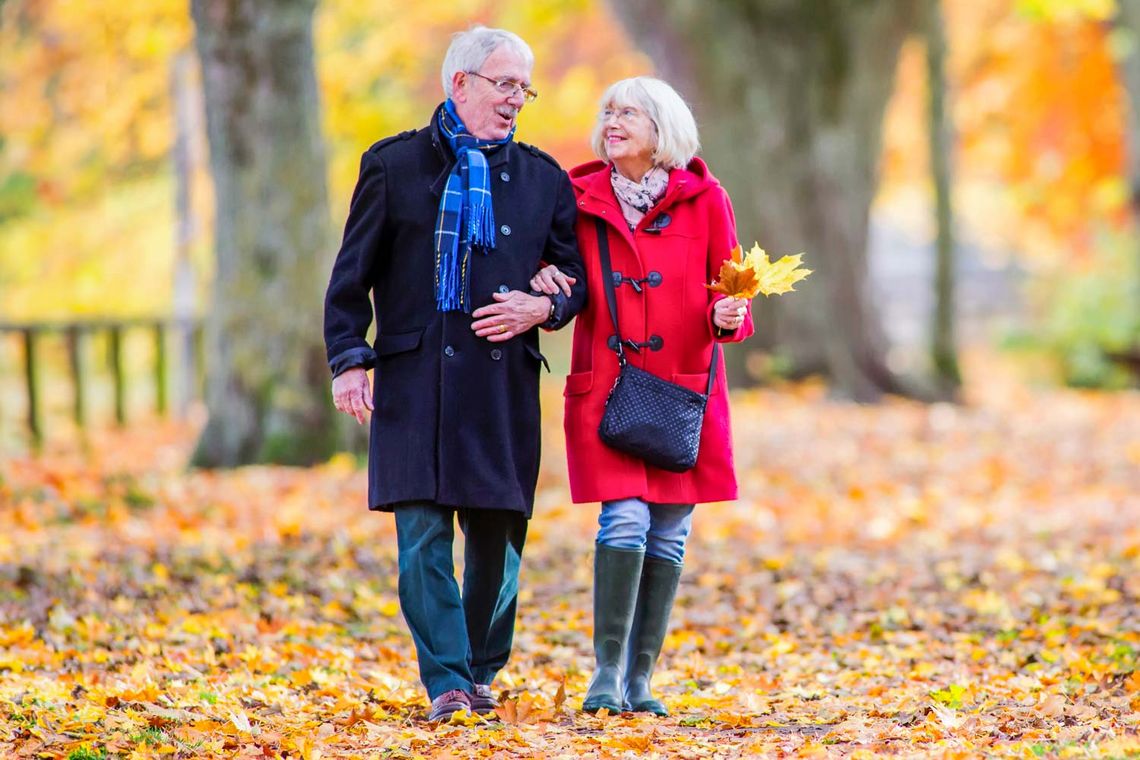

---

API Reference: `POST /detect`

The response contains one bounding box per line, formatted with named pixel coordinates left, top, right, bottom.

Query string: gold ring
left=498, top=324, right=507, bottom=334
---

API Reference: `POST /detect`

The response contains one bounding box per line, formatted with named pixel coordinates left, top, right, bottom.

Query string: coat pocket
left=564, top=370, right=594, bottom=397
left=523, top=342, right=550, bottom=373
left=671, top=372, right=720, bottom=396
left=375, top=329, right=424, bottom=357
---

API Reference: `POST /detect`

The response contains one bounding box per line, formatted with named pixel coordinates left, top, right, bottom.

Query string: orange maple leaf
left=553, top=679, right=567, bottom=712
left=494, top=694, right=550, bottom=725
left=340, top=708, right=372, bottom=729
left=705, top=245, right=762, bottom=299
left=617, top=735, right=653, bottom=751
left=494, top=697, right=517, bottom=724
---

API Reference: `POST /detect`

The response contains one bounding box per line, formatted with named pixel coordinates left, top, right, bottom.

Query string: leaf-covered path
left=3, top=367, right=1140, bottom=758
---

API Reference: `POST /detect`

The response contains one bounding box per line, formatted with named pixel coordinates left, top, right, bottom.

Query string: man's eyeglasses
left=466, top=71, right=538, bottom=103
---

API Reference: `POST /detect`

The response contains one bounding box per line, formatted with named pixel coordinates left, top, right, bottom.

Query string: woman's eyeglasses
left=599, top=107, right=645, bottom=123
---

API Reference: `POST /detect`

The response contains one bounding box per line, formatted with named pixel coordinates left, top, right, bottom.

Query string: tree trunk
left=1117, top=1, right=1140, bottom=338
left=608, top=0, right=920, bottom=400
left=171, top=49, right=203, bottom=416
left=190, top=0, right=337, bottom=465
left=926, top=0, right=961, bottom=396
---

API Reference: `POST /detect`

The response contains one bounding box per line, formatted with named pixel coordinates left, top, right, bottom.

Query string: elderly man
left=323, top=26, right=585, bottom=722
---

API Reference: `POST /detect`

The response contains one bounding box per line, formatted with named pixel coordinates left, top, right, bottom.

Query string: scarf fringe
left=435, top=244, right=463, bottom=312
left=470, top=194, right=496, bottom=250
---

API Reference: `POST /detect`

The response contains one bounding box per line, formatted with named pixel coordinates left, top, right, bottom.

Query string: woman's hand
left=712, top=297, right=748, bottom=331
left=530, top=264, right=576, bottom=297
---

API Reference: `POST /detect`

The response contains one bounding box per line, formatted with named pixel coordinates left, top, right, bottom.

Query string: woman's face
left=601, top=102, right=656, bottom=169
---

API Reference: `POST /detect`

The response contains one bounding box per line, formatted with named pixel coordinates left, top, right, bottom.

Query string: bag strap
left=595, top=217, right=625, bottom=363
left=594, top=217, right=722, bottom=395
left=706, top=339, right=720, bottom=395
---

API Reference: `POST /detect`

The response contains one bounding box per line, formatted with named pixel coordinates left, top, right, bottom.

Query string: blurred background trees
left=608, top=0, right=923, bottom=401
left=3, top=0, right=1140, bottom=452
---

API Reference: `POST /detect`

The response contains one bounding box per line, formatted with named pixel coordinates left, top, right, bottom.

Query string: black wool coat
left=324, top=107, right=586, bottom=516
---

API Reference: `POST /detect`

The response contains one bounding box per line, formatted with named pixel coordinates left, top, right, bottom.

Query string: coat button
left=444, top=345, right=455, bottom=357
left=500, top=224, right=511, bottom=236
left=500, top=171, right=510, bottom=182
left=491, top=348, right=503, bottom=361
left=498, top=284, right=510, bottom=294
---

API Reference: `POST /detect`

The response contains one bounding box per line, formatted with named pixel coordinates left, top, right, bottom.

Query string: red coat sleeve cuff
left=707, top=295, right=756, bottom=343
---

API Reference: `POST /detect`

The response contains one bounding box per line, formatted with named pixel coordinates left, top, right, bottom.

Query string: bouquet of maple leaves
left=706, top=243, right=812, bottom=299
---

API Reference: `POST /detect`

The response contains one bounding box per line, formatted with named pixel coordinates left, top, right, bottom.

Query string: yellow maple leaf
left=446, top=709, right=482, bottom=726
left=706, top=243, right=811, bottom=299
left=750, top=244, right=812, bottom=296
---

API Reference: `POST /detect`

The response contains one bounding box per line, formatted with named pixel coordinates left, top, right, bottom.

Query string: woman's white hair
left=440, top=26, right=534, bottom=97
left=590, top=77, right=700, bottom=169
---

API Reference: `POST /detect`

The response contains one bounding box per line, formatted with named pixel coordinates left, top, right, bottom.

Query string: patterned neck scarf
left=610, top=165, right=670, bottom=229
left=434, top=99, right=515, bottom=312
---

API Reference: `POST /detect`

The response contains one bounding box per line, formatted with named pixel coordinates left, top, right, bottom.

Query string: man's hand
left=471, top=291, right=551, bottom=342
left=332, top=367, right=373, bottom=424
left=529, top=264, right=576, bottom=297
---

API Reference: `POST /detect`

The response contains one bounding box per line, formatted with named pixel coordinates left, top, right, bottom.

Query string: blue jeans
left=596, top=498, right=695, bottom=564
left=393, top=503, right=527, bottom=699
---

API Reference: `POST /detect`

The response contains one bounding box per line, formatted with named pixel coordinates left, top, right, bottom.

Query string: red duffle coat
left=564, top=158, right=755, bottom=505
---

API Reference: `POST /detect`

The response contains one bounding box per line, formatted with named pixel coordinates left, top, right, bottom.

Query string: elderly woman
left=532, top=77, right=754, bottom=716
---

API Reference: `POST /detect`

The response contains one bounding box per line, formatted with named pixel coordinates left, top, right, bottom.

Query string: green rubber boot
left=623, top=556, right=683, bottom=716
left=581, top=545, right=644, bottom=714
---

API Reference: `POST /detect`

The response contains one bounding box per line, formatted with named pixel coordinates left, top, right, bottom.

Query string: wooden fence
left=0, top=318, right=203, bottom=447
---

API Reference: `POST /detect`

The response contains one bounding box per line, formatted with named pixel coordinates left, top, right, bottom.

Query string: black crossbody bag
left=594, top=218, right=718, bottom=473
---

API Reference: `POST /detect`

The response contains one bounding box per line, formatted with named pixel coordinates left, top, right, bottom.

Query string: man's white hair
left=590, top=77, right=700, bottom=169
left=440, top=26, right=535, bottom=98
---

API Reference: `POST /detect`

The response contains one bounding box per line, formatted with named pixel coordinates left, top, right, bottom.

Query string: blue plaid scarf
left=434, top=99, right=515, bottom=312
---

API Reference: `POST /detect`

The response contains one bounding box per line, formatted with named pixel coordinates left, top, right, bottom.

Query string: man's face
left=451, top=46, right=532, bottom=141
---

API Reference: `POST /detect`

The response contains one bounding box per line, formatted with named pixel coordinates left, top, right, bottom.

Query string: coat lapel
left=577, top=168, right=637, bottom=251
left=427, top=112, right=452, bottom=199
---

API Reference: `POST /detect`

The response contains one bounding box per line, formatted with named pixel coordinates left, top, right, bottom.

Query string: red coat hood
left=569, top=157, right=722, bottom=217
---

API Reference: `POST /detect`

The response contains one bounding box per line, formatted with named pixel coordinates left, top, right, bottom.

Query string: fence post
left=23, top=328, right=42, bottom=448
left=109, top=324, right=126, bottom=425
left=154, top=322, right=168, bottom=416
left=67, top=325, right=87, bottom=432
left=192, top=321, right=205, bottom=401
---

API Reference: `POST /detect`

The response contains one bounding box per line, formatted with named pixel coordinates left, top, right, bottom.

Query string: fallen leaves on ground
left=1, top=354, right=1140, bottom=757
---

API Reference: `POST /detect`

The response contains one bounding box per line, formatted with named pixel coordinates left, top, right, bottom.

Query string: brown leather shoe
left=469, top=684, right=499, bottom=715
left=428, top=689, right=471, bottom=722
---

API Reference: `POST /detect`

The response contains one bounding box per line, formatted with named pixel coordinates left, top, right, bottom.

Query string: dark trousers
left=394, top=503, right=528, bottom=699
